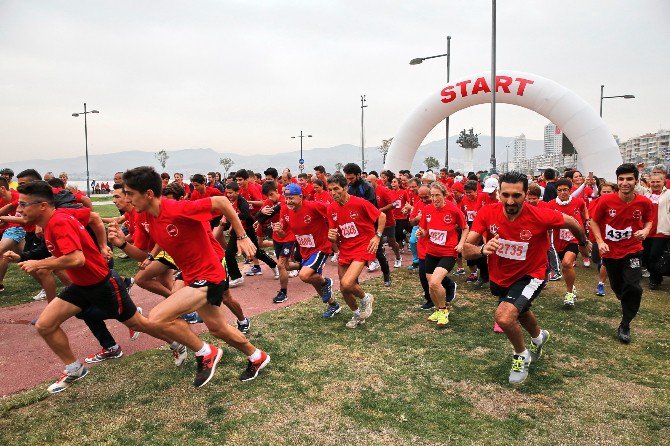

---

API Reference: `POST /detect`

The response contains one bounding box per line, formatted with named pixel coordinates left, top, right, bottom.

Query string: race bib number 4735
left=495, top=238, right=529, bottom=261
left=604, top=224, right=632, bottom=242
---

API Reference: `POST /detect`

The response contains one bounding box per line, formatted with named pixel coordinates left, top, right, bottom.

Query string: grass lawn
left=1, top=267, right=668, bottom=445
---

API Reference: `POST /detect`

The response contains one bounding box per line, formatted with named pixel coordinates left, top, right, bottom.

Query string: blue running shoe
left=595, top=282, right=605, bottom=296
left=182, top=312, right=203, bottom=324
left=322, top=277, right=333, bottom=301
left=322, top=302, right=341, bottom=318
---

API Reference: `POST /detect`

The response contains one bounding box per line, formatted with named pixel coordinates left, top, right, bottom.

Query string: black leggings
left=226, top=229, right=277, bottom=280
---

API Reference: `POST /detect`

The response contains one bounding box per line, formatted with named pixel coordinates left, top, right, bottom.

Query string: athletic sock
left=531, top=332, right=543, bottom=345
left=238, top=318, right=246, bottom=323
left=248, top=349, right=262, bottom=362
left=65, top=361, right=83, bottom=374
left=516, top=348, right=530, bottom=358
left=280, top=288, right=287, bottom=294
left=195, top=343, right=211, bottom=357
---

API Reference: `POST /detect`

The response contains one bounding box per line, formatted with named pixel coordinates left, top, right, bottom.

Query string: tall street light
left=360, top=95, right=367, bottom=171
left=72, top=102, right=99, bottom=196
left=600, top=85, right=635, bottom=117
left=410, top=35, right=451, bottom=170
left=291, top=131, right=312, bottom=172
left=490, top=0, right=497, bottom=173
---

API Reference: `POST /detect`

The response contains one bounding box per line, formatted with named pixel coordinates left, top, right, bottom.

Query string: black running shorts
left=557, top=243, right=579, bottom=261
left=189, top=279, right=229, bottom=306
left=490, top=275, right=545, bottom=314
left=425, top=254, right=456, bottom=275
left=58, top=270, right=137, bottom=322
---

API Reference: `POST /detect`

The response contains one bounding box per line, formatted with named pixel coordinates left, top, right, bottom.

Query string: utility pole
left=361, top=95, right=367, bottom=170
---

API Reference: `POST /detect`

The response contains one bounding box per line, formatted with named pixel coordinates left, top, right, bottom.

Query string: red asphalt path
left=0, top=256, right=403, bottom=396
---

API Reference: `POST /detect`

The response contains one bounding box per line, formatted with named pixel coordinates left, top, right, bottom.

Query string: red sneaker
left=85, top=346, right=123, bottom=364
left=239, top=351, right=270, bottom=382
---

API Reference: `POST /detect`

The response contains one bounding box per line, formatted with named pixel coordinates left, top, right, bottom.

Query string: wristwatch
left=375, top=231, right=383, bottom=238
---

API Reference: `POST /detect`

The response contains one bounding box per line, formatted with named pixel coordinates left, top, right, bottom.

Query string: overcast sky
left=1, top=0, right=668, bottom=163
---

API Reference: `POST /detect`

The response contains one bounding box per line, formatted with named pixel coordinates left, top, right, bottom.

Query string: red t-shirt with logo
left=389, top=188, right=409, bottom=221
left=55, top=207, right=91, bottom=226
left=471, top=203, right=565, bottom=287
left=648, top=193, right=670, bottom=238
left=239, top=183, right=263, bottom=212
left=547, top=197, right=587, bottom=252
left=328, top=196, right=381, bottom=263
left=591, top=193, right=653, bottom=259
left=0, top=190, right=21, bottom=233
left=460, top=193, right=487, bottom=227
left=133, top=198, right=226, bottom=284
left=263, top=197, right=295, bottom=243
left=300, top=183, right=315, bottom=201
left=419, top=201, right=466, bottom=258
left=280, top=200, right=331, bottom=259
left=481, top=193, right=499, bottom=206
left=410, top=199, right=429, bottom=259
left=190, top=186, right=223, bottom=200
left=375, top=185, right=396, bottom=228
left=313, top=190, right=333, bottom=205
left=44, top=211, right=109, bottom=286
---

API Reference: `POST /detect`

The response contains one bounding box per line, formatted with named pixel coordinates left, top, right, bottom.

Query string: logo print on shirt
left=303, top=215, right=312, bottom=224
left=141, top=222, right=150, bottom=233
left=632, top=209, right=642, bottom=220
left=489, top=224, right=498, bottom=235
left=331, top=213, right=338, bottom=222
left=349, top=211, right=359, bottom=220
left=519, top=229, right=532, bottom=241
left=608, top=209, right=617, bottom=218
left=443, top=214, right=452, bottom=224
left=426, top=214, right=432, bottom=223
left=166, top=224, right=179, bottom=237
left=45, top=240, right=55, bottom=253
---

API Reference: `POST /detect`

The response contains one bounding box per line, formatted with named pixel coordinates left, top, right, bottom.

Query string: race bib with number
left=295, top=234, right=315, bottom=248
left=466, top=210, right=477, bottom=222
left=495, top=238, right=529, bottom=261
left=428, top=229, right=448, bottom=246
left=559, top=228, right=575, bottom=242
left=339, top=222, right=359, bottom=239
left=604, top=224, right=632, bottom=242
left=394, top=200, right=402, bottom=209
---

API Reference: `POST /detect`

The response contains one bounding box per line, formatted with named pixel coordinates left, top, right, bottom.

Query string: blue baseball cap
left=284, top=183, right=303, bottom=196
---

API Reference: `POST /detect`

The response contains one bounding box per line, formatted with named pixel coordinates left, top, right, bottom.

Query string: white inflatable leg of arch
left=384, top=70, right=622, bottom=179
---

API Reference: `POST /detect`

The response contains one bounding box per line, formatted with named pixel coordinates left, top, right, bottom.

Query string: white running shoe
left=330, top=252, right=339, bottom=263
left=359, top=293, right=375, bottom=319
left=367, top=261, right=380, bottom=272
left=33, top=289, right=47, bottom=301
left=393, top=258, right=402, bottom=268
left=229, top=277, right=245, bottom=288
left=171, top=343, right=188, bottom=367
left=288, top=270, right=299, bottom=278
left=273, top=266, right=280, bottom=279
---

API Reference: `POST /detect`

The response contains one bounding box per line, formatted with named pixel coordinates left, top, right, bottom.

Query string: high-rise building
left=514, top=133, right=526, bottom=163
left=619, top=129, right=670, bottom=166
left=544, top=123, right=563, bottom=156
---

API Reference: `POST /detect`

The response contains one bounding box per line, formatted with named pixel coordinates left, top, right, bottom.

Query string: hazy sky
left=1, top=0, right=668, bottom=163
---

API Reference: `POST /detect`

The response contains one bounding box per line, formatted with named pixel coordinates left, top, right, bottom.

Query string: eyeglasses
left=556, top=188, right=571, bottom=192
left=17, top=200, right=44, bottom=208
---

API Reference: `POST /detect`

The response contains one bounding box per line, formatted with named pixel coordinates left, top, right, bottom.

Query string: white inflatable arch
left=384, top=70, right=622, bottom=179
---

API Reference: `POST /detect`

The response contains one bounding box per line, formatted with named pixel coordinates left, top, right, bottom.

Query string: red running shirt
left=264, top=197, right=295, bottom=243
left=280, top=200, right=332, bottom=259
left=313, top=190, right=333, bottom=205
left=190, top=186, right=223, bottom=200
left=419, top=201, right=466, bottom=258
left=43, top=211, right=109, bottom=286
left=460, top=192, right=487, bottom=226
left=0, top=190, right=20, bottom=232
left=471, top=202, right=565, bottom=287
left=375, top=185, right=396, bottom=228
left=547, top=197, right=587, bottom=252
left=591, top=193, right=653, bottom=259
left=389, top=188, right=409, bottom=220
left=410, top=199, right=429, bottom=259
left=328, top=196, right=381, bottom=263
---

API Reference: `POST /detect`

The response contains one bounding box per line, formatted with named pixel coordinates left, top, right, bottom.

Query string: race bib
left=339, top=222, right=359, bottom=239
left=466, top=210, right=477, bottom=222
left=604, top=224, right=632, bottom=242
left=295, top=234, right=315, bottom=248
left=495, top=238, right=528, bottom=261
left=428, top=229, right=448, bottom=245
left=559, top=228, right=575, bottom=242
left=394, top=200, right=402, bottom=209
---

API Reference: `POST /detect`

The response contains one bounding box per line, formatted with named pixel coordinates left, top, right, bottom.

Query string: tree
left=335, top=162, right=343, bottom=172
left=155, top=150, right=169, bottom=169
left=424, top=156, right=440, bottom=170
left=378, top=137, right=393, bottom=165
left=456, top=128, right=481, bottom=150
left=219, top=157, right=235, bottom=177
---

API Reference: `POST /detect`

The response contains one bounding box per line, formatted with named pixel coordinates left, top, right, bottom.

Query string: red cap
left=451, top=182, right=465, bottom=193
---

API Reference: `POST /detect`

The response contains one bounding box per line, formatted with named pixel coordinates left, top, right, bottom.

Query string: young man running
left=326, top=174, right=386, bottom=328
left=463, top=171, right=590, bottom=385
left=589, top=163, right=653, bottom=343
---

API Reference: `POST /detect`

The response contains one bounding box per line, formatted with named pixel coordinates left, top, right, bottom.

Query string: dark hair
left=16, top=169, right=42, bottom=182
left=163, top=182, right=185, bottom=200
left=123, top=166, right=162, bottom=196
left=381, top=170, right=395, bottom=182
left=342, top=163, right=362, bottom=176
left=555, top=178, right=573, bottom=190
left=0, top=178, right=8, bottom=189
left=192, top=174, right=206, bottom=184
left=298, top=173, right=308, bottom=179
left=261, top=181, right=277, bottom=196
left=0, top=168, right=15, bottom=176
left=113, top=183, right=123, bottom=190
left=543, top=168, right=556, bottom=181
left=527, top=184, right=542, bottom=197
left=499, top=171, right=529, bottom=192
left=368, top=170, right=379, bottom=177
left=615, top=163, right=639, bottom=180
left=464, top=180, right=478, bottom=192
left=314, top=165, right=326, bottom=174
left=327, top=173, right=348, bottom=188
left=225, top=181, right=240, bottom=192
left=264, top=167, right=279, bottom=178
left=161, top=172, right=170, bottom=180
left=313, top=179, right=325, bottom=188
left=234, top=169, right=249, bottom=180
left=207, top=171, right=216, bottom=178
left=17, top=181, right=54, bottom=206
left=47, top=178, right=65, bottom=188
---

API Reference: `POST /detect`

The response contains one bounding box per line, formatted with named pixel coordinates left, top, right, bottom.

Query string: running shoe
left=239, top=351, right=270, bottom=382
left=359, top=293, right=374, bottom=319
left=0, top=284, right=4, bottom=293
left=288, top=269, right=299, bottom=278
left=321, top=277, right=333, bottom=302
left=330, top=252, right=339, bottom=263
left=383, top=273, right=391, bottom=287
left=509, top=354, right=531, bottom=385
left=529, top=329, right=550, bottom=362
left=182, top=311, right=203, bottom=324
left=273, top=291, right=288, bottom=304
left=641, top=268, right=650, bottom=278
left=493, top=322, right=504, bottom=333
left=435, top=308, right=449, bottom=326
left=33, top=289, right=47, bottom=301
left=548, top=272, right=562, bottom=281
left=649, top=281, right=661, bottom=290
left=465, top=273, right=478, bottom=283
left=420, top=301, right=435, bottom=311
left=273, top=266, right=280, bottom=279
left=427, top=310, right=440, bottom=322
left=583, top=259, right=591, bottom=268
left=473, top=278, right=488, bottom=289
left=617, top=325, right=631, bottom=344
left=84, top=346, right=123, bottom=364
left=229, top=277, right=245, bottom=288
left=563, top=292, right=576, bottom=307
left=345, top=313, right=366, bottom=328
left=237, top=317, right=250, bottom=333
left=193, top=346, right=223, bottom=388
left=595, top=282, right=606, bottom=296
left=129, top=306, right=143, bottom=341
left=244, top=265, right=263, bottom=276
left=322, top=302, right=341, bottom=318
left=407, top=263, right=419, bottom=271
left=454, top=268, right=466, bottom=276
left=123, top=277, right=134, bottom=292
left=393, top=259, right=402, bottom=268
left=47, top=365, right=89, bottom=394
left=171, top=343, right=188, bottom=366
left=367, top=260, right=380, bottom=272
left=572, top=285, right=577, bottom=297
left=117, top=252, right=129, bottom=259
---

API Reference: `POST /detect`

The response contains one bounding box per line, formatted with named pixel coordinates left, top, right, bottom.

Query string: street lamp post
left=490, top=0, right=497, bottom=173
left=409, top=35, right=451, bottom=169
left=360, top=95, right=367, bottom=171
left=600, top=85, right=635, bottom=117
left=71, top=102, right=99, bottom=196
left=291, top=131, right=312, bottom=172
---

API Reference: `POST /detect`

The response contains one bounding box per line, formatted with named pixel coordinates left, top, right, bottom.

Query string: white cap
left=482, top=177, right=499, bottom=193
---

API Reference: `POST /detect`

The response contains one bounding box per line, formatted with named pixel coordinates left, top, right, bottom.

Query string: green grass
left=1, top=267, right=669, bottom=445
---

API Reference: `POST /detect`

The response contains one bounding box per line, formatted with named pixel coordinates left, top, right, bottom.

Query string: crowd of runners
left=0, top=160, right=668, bottom=392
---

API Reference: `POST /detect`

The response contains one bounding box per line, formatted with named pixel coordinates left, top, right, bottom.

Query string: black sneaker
left=273, top=291, right=288, bottom=304
left=473, top=278, right=488, bottom=289
left=649, top=281, right=661, bottom=290
left=617, top=325, right=631, bottom=344
left=237, top=317, right=250, bottom=334
left=383, top=273, right=391, bottom=287
left=0, top=283, right=5, bottom=293
left=239, top=351, right=270, bottom=382
left=193, top=346, right=223, bottom=388
left=420, top=301, right=435, bottom=311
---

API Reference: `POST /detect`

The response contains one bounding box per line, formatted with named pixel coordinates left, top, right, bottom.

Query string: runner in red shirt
left=111, top=167, right=270, bottom=386
left=546, top=178, right=589, bottom=307
left=416, top=182, right=468, bottom=326
left=312, top=179, right=333, bottom=205
left=460, top=180, right=488, bottom=283
left=389, top=178, right=410, bottom=251
left=297, top=173, right=314, bottom=201
left=590, top=163, right=653, bottom=344
left=587, top=182, right=616, bottom=296
left=464, top=171, right=589, bottom=385
left=0, top=182, right=26, bottom=292
left=409, top=185, right=434, bottom=308
left=235, top=169, right=263, bottom=212
left=326, top=174, right=386, bottom=329
left=276, top=183, right=341, bottom=318
left=481, top=177, right=500, bottom=205
left=368, top=174, right=401, bottom=272
left=643, top=173, right=670, bottom=289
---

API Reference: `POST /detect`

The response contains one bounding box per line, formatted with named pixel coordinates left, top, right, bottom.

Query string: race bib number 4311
left=495, top=238, right=529, bottom=261
left=604, top=224, right=632, bottom=242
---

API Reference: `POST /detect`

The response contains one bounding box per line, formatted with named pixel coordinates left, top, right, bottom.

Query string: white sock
left=531, top=332, right=543, bottom=345
left=65, top=361, right=82, bottom=374
left=248, top=349, right=262, bottom=362
left=515, top=349, right=530, bottom=358
left=598, top=281, right=604, bottom=286
left=195, top=343, right=211, bottom=357
left=238, top=318, right=247, bottom=324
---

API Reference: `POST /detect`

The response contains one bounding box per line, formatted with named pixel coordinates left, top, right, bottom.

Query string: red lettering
left=515, top=78, right=534, bottom=96
left=455, top=80, right=471, bottom=97
left=495, top=76, right=513, bottom=93
left=440, top=85, right=456, bottom=103
left=471, top=77, right=491, bottom=95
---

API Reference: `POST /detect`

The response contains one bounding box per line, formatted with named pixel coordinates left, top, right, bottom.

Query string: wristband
left=147, top=254, right=155, bottom=261
left=375, top=232, right=383, bottom=238
left=119, top=241, right=127, bottom=250
left=237, top=234, right=249, bottom=240
left=480, top=244, right=487, bottom=256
